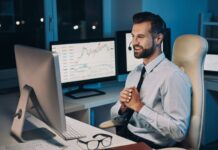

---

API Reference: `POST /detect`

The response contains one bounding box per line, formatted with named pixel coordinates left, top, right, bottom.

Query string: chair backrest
left=172, top=34, right=208, bottom=150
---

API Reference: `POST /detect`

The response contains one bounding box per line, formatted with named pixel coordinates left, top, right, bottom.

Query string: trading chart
left=52, top=41, right=116, bottom=83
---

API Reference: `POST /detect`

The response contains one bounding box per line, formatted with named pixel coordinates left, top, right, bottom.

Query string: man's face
left=131, top=22, right=156, bottom=59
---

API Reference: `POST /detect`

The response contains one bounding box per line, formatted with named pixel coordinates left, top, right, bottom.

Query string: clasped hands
left=119, top=87, right=144, bottom=113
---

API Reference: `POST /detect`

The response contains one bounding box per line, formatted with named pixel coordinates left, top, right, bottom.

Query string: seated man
left=111, top=11, right=192, bottom=149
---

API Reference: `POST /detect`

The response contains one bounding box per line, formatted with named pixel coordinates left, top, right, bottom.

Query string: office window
left=0, top=0, right=45, bottom=69
left=57, top=0, right=103, bottom=41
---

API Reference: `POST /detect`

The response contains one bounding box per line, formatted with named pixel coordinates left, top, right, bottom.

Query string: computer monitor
left=11, top=45, right=66, bottom=142
left=116, top=29, right=171, bottom=74
left=50, top=38, right=116, bottom=99
left=204, top=54, right=218, bottom=76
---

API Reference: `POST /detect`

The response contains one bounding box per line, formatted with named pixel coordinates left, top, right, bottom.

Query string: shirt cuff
left=138, top=105, right=156, bottom=123
left=115, top=102, right=123, bottom=115
left=111, top=102, right=122, bottom=119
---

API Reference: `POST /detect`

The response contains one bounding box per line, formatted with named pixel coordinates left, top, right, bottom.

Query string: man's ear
left=155, top=33, right=164, bottom=45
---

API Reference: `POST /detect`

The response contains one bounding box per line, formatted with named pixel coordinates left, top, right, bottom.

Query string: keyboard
left=60, top=117, right=86, bottom=140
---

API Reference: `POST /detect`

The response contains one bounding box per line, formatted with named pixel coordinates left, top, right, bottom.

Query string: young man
left=111, top=12, right=192, bottom=148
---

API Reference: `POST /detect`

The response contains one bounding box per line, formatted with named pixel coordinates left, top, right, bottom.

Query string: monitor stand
left=11, top=85, right=55, bottom=142
left=65, top=85, right=105, bottom=99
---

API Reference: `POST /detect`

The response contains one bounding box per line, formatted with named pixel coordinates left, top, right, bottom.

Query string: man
left=111, top=12, right=191, bottom=148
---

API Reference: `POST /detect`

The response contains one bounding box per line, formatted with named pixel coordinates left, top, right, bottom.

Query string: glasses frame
left=77, top=133, right=113, bottom=150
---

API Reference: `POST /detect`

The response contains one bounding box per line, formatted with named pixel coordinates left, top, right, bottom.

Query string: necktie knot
left=141, top=67, right=146, bottom=76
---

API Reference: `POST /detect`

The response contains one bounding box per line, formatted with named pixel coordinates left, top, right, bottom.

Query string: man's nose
left=132, top=37, right=139, bottom=45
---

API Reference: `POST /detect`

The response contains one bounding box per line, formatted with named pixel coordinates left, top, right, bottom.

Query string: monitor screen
left=50, top=39, right=116, bottom=98
left=204, top=49, right=218, bottom=77
left=116, top=29, right=171, bottom=74
left=125, top=32, right=143, bottom=72
left=204, top=54, right=218, bottom=72
left=203, top=35, right=218, bottom=77
left=12, top=45, right=67, bottom=141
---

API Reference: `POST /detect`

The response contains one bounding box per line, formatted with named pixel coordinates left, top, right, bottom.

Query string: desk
left=0, top=86, right=137, bottom=149
left=0, top=115, right=135, bottom=149
left=63, top=78, right=218, bottom=147
left=63, top=81, right=124, bottom=126
left=65, top=78, right=218, bottom=146
left=2, top=78, right=218, bottom=147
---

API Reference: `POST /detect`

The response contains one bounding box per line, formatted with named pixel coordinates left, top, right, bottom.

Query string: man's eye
left=138, top=36, right=145, bottom=39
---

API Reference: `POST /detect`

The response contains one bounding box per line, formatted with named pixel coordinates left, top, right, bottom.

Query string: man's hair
left=133, top=12, right=166, bottom=35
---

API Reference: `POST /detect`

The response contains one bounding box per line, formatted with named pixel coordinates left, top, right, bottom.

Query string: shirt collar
left=144, top=53, right=165, bottom=73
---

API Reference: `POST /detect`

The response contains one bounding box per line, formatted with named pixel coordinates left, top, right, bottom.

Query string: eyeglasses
left=77, top=133, right=112, bottom=150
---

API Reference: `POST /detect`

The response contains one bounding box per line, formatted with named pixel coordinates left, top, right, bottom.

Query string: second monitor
left=116, top=29, right=171, bottom=74
left=50, top=38, right=116, bottom=99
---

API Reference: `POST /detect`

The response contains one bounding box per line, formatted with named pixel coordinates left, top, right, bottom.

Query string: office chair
left=99, top=34, right=208, bottom=150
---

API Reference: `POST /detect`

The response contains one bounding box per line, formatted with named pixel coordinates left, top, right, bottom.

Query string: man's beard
left=133, top=43, right=155, bottom=59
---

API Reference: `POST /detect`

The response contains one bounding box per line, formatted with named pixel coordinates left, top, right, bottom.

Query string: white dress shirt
left=111, top=53, right=192, bottom=146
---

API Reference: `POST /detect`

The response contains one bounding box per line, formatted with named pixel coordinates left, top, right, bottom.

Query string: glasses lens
left=77, top=140, right=87, bottom=150
left=102, top=137, right=112, bottom=147
left=87, top=140, right=99, bottom=150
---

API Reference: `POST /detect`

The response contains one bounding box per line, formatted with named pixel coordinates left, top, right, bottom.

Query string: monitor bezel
left=116, top=28, right=171, bottom=75
left=50, top=38, right=117, bottom=88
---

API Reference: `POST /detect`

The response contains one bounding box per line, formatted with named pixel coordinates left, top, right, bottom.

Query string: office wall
left=208, top=0, right=218, bottom=21
left=142, top=0, right=208, bottom=47
left=103, top=0, right=142, bottom=37
left=208, top=0, right=218, bottom=19
left=103, top=0, right=208, bottom=47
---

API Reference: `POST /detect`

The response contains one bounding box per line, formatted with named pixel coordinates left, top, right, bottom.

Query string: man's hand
left=119, top=87, right=144, bottom=113
left=119, top=87, right=133, bottom=113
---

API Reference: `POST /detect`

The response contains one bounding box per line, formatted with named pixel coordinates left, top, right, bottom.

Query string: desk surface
left=63, top=81, right=124, bottom=113
left=1, top=76, right=218, bottom=148
left=0, top=81, right=138, bottom=149
left=0, top=113, right=135, bottom=149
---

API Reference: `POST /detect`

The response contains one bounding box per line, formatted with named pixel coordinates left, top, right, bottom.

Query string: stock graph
left=52, top=41, right=116, bottom=83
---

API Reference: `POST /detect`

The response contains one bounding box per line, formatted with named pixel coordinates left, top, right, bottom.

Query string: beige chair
left=99, top=34, right=208, bottom=150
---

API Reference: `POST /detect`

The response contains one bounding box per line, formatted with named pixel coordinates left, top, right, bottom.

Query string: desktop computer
left=11, top=45, right=85, bottom=142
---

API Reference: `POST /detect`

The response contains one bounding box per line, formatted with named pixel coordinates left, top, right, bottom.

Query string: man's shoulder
left=160, top=59, right=183, bottom=73
left=160, top=59, right=191, bottom=85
